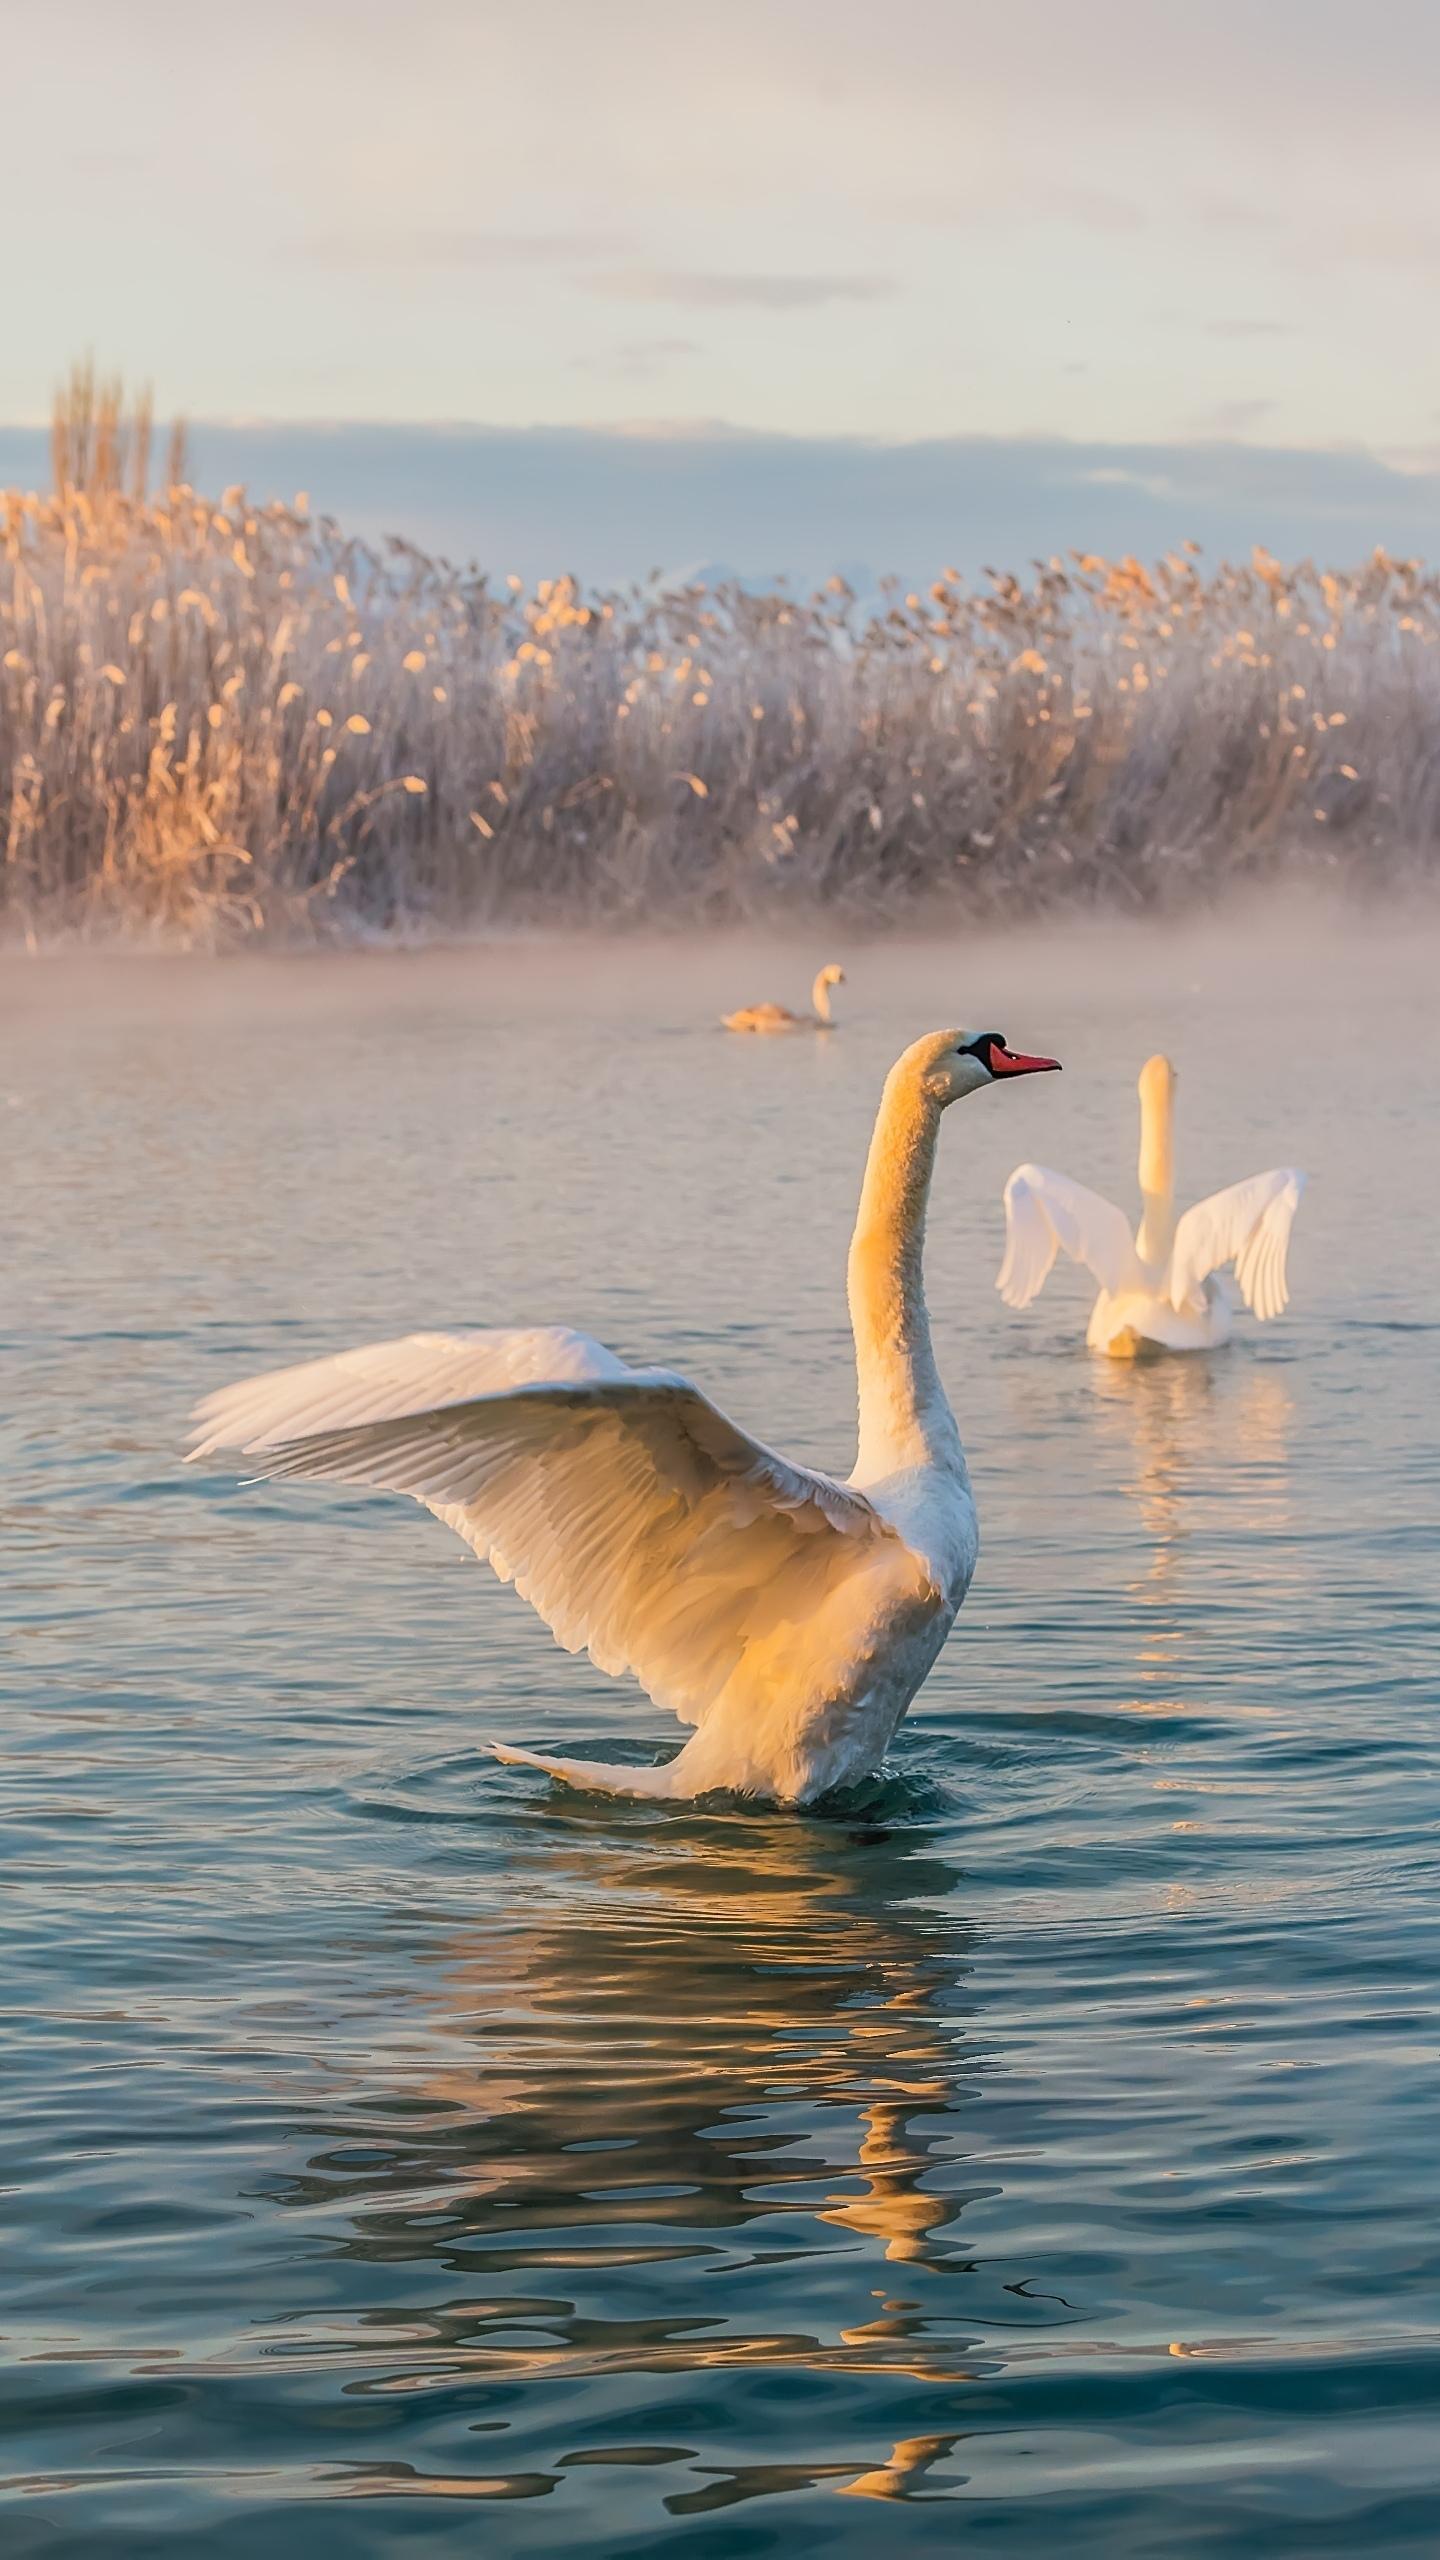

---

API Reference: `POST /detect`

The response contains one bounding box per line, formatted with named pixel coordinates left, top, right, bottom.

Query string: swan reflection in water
left=1085, top=1353, right=1297, bottom=1696
left=281, top=1807, right=997, bottom=2508
left=998, top=1340, right=1297, bottom=1716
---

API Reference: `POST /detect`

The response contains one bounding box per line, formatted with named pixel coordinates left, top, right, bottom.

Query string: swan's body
left=722, top=962, right=844, bottom=1034
left=189, top=1026, right=1058, bottom=1805
left=998, top=1054, right=1305, bottom=1356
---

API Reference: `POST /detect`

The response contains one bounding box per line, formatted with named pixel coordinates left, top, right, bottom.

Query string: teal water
left=4, top=925, right=1438, bottom=2556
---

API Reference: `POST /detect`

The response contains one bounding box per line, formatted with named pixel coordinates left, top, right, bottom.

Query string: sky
left=5, top=0, right=1440, bottom=574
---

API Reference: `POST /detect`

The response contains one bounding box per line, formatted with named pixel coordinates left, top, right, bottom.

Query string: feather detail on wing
left=1168, top=1170, right=1307, bottom=1321
left=188, top=1329, right=910, bottom=1732
left=997, top=1164, right=1143, bottom=1308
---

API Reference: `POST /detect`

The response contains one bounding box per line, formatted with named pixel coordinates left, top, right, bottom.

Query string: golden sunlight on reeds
left=4, top=373, right=1438, bottom=942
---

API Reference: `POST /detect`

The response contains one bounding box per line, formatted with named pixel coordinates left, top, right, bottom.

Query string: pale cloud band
left=4, top=421, right=1435, bottom=588
left=584, top=272, right=898, bottom=309
left=4, top=0, right=1439, bottom=462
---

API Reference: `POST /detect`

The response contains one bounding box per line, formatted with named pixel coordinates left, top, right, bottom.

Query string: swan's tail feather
left=486, top=1740, right=686, bottom=1799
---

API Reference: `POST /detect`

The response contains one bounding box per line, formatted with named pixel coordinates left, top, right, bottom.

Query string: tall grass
left=4, top=380, right=1439, bottom=942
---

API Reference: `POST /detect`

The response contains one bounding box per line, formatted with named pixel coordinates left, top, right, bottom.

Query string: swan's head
left=907, top=1027, right=1062, bottom=1107
left=1138, top=1053, right=1177, bottom=1109
left=818, top=963, right=846, bottom=989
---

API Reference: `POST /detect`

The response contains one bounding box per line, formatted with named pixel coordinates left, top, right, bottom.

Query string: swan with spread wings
left=997, top=1052, right=1305, bottom=1356
left=188, top=1026, right=1060, bottom=1803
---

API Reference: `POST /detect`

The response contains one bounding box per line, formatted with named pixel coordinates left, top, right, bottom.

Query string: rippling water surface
left=5, top=922, right=1438, bottom=2556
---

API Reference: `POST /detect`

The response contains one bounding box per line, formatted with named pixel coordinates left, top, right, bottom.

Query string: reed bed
left=4, top=421, right=1440, bottom=942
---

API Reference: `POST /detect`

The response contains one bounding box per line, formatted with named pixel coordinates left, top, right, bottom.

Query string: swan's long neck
left=1135, top=1057, right=1177, bottom=1269
left=848, top=1066, right=960, bottom=1480
left=811, top=969, right=836, bottom=1025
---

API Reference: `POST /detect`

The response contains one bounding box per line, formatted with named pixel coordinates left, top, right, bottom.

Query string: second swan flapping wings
left=997, top=1052, right=1305, bottom=1355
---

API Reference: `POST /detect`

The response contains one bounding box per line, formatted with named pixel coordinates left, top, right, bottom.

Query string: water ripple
left=3, top=949, right=1438, bottom=2555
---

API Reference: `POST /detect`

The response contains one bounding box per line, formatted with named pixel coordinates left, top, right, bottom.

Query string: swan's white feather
left=997, top=1163, right=1142, bottom=1307
left=187, top=1030, right=1043, bottom=1802
left=189, top=1329, right=904, bottom=1734
left=998, top=1053, right=1306, bottom=1357
left=1169, top=1170, right=1306, bottom=1322
left=189, top=1326, right=625, bottom=1451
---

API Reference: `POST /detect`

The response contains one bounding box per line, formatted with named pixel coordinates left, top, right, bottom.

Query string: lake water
left=4, top=916, right=1438, bottom=2555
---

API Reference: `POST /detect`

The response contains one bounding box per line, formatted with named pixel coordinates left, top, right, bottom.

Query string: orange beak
left=989, top=1043, right=1061, bottom=1076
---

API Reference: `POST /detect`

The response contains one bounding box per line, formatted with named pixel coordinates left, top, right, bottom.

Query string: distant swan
left=189, top=1027, right=1060, bottom=1804
left=722, top=962, right=845, bottom=1033
left=998, top=1052, right=1306, bottom=1356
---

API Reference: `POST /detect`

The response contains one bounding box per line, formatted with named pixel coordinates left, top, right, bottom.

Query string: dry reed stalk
left=3, top=397, right=1438, bottom=943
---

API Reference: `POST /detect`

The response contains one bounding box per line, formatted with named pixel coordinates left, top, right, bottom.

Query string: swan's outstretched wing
left=996, top=1164, right=1142, bottom=1308
left=1169, top=1170, right=1306, bottom=1321
left=189, top=1329, right=909, bottom=1731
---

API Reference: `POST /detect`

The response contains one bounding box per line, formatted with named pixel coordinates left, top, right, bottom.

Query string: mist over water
left=4, top=915, right=1438, bottom=2554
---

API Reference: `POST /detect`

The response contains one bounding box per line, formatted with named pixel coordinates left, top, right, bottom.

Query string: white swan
left=722, top=962, right=844, bottom=1033
left=188, top=1026, right=1060, bottom=1804
left=997, top=1052, right=1306, bottom=1356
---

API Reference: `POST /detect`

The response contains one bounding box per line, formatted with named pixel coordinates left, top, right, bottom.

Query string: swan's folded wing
left=996, top=1164, right=1141, bottom=1307
left=188, top=1331, right=902, bottom=1731
left=1169, top=1170, right=1307, bottom=1321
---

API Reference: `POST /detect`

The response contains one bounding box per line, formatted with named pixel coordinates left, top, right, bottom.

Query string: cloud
left=1203, top=318, right=1295, bottom=339
left=573, top=337, right=701, bottom=379
left=1081, top=465, right=1178, bottom=498
left=1327, top=220, right=1440, bottom=273
left=1187, top=210, right=1440, bottom=280
left=899, top=183, right=1143, bottom=232
left=584, top=270, right=897, bottom=309
left=1190, top=398, right=1278, bottom=435
left=1382, top=441, right=1440, bottom=474
left=1048, top=188, right=1145, bottom=232
left=300, top=230, right=631, bottom=268
left=1190, top=193, right=1286, bottom=233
